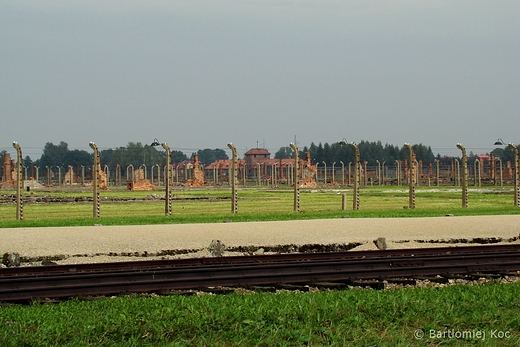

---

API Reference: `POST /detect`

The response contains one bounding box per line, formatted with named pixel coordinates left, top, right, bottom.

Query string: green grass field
left=1, top=186, right=519, bottom=227
left=1, top=281, right=519, bottom=346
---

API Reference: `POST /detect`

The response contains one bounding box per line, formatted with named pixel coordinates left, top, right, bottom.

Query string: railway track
left=1, top=244, right=519, bottom=302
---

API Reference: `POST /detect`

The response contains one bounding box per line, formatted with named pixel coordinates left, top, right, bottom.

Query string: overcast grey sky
left=1, top=0, right=518, bottom=159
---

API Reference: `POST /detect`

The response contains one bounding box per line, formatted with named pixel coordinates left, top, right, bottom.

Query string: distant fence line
left=7, top=160, right=516, bottom=188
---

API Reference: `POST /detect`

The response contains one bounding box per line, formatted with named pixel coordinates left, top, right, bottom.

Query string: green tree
left=23, top=155, right=33, bottom=168
left=196, top=148, right=228, bottom=166
left=39, top=141, right=70, bottom=167
left=168, top=150, right=186, bottom=164
left=274, top=146, right=293, bottom=159
left=492, top=146, right=516, bottom=164
left=315, top=143, right=324, bottom=164
left=322, top=143, right=333, bottom=163
left=63, top=150, right=92, bottom=167
left=412, top=144, right=435, bottom=164
left=98, top=143, right=166, bottom=172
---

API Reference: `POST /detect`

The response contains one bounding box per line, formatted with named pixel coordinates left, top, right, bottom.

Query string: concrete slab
left=1, top=215, right=519, bottom=259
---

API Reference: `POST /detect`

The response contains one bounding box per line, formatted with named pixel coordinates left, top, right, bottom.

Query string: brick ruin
left=402, top=154, right=419, bottom=181
left=63, top=167, right=82, bottom=185
left=184, top=155, right=205, bottom=187
left=0, top=153, right=17, bottom=189
left=299, top=152, right=317, bottom=188
left=93, top=161, right=108, bottom=190
left=126, top=168, right=158, bottom=191
left=505, top=161, right=513, bottom=178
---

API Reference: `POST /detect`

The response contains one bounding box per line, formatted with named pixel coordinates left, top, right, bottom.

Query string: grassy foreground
left=1, top=281, right=519, bottom=346
left=1, top=186, right=519, bottom=227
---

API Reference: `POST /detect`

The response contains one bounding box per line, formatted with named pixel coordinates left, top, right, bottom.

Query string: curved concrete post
left=12, top=142, right=23, bottom=220
left=89, top=142, right=100, bottom=218
left=290, top=142, right=300, bottom=212
left=457, top=143, right=468, bottom=208
left=227, top=143, right=238, bottom=213
left=162, top=143, right=172, bottom=215
left=404, top=143, right=415, bottom=209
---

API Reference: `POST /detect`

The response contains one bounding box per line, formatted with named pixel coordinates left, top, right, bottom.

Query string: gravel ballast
left=1, top=215, right=519, bottom=265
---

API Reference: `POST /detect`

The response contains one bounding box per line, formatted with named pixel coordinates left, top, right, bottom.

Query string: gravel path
left=1, top=215, right=519, bottom=264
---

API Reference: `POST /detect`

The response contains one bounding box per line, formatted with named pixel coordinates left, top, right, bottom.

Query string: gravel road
left=1, top=215, right=519, bottom=265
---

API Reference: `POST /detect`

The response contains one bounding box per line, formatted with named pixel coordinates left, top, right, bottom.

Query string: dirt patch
left=415, top=236, right=519, bottom=244
left=227, top=242, right=363, bottom=254
left=8, top=236, right=520, bottom=267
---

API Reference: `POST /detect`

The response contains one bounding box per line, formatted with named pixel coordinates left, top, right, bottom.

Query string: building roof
left=244, top=148, right=271, bottom=156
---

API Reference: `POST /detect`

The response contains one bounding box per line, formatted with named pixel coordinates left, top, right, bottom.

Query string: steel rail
left=0, top=244, right=519, bottom=302
left=1, top=244, right=517, bottom=277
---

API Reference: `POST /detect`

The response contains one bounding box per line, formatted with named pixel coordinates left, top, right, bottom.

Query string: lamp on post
left=12, top=142, right=23, bottom=220
left=404, top=143, right=415, bottom=209
left=457, top=143, right=468, bottom=208
left=151, top=139, right=172, bottom=215
left=290, top=142, right=300, bottom=212
left=494, top=138, right=505, bottom=146
left=494, top=139, right=519, bottom=207
left=227, top=143, right=238, bottom=213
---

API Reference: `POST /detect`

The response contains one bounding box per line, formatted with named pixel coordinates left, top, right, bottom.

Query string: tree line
left=1, top=140, right=516, bottom=177
left=13, top=142, right=229, bottom=172
left=276, top=141, right=517, bottom=167
left=276, top=141, right=436, bottom=166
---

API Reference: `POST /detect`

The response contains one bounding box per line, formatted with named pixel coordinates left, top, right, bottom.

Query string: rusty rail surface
left=1, top=244, right=519, bottom=302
